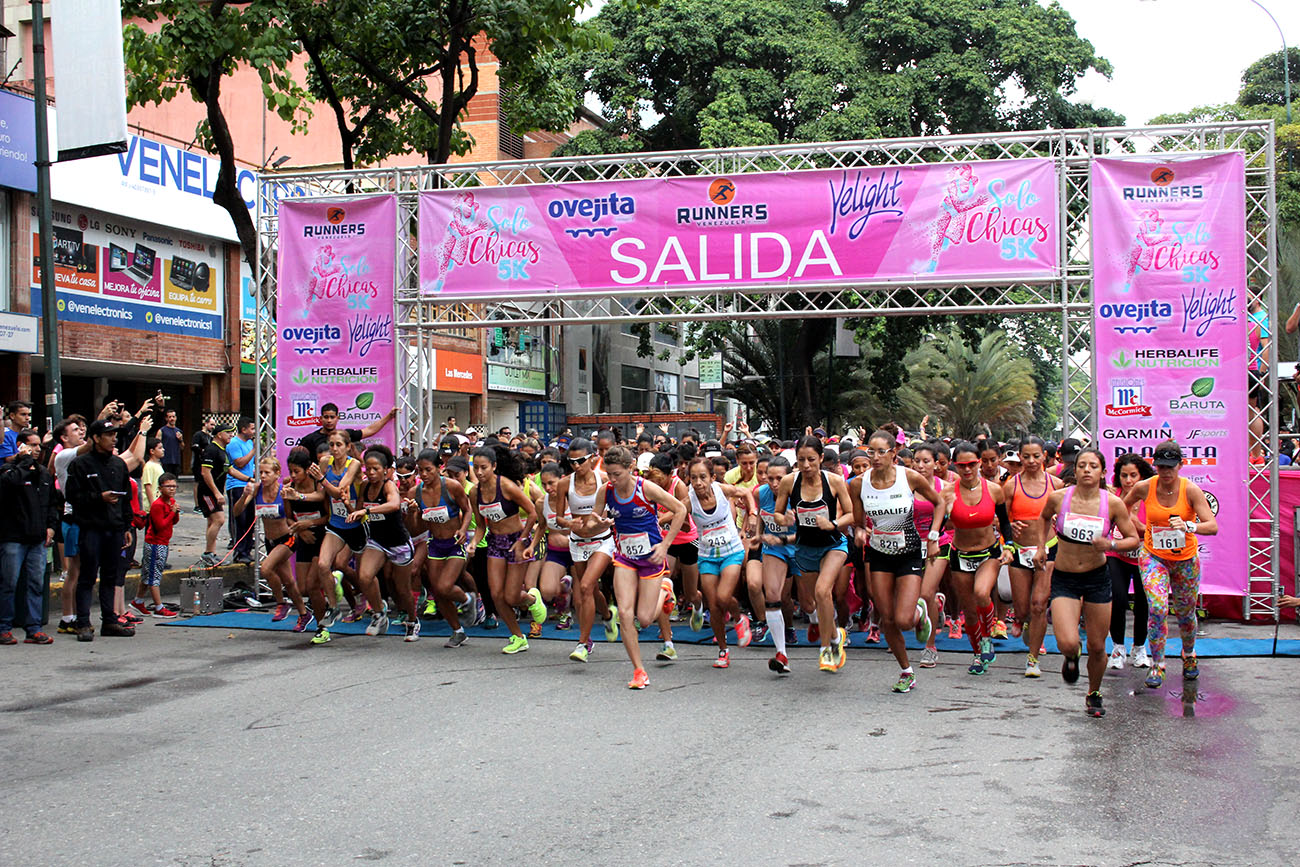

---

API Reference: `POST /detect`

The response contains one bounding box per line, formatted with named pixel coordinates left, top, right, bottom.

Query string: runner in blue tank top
left=756, top=456, right=799, bottom=674
left=308, top=430, right=365, bottom=627
left=586, top=446, right=686, bottom=690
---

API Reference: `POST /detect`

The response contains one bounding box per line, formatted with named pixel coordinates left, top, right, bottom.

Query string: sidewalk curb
left=52, top=563, right=256, bottom=600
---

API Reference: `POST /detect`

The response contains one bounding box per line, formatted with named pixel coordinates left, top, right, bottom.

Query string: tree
left=909, top=329, right=1037, bottom=439
left=1240, top=47, right=1300, bottom=109
left=123, top=0, right=310, bottom=265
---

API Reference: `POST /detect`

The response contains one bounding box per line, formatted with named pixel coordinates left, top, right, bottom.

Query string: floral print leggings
left=1138, top=550, right=1201, bottom=668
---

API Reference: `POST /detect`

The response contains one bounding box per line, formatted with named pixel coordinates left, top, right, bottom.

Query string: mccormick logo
left=1122, top=166, right=1204, bottom=202
left=287, top=396, right=319, bottom=428
left=677, top=178, right=769, bottom=227
left=1105, top=380, right=1152, bottom=417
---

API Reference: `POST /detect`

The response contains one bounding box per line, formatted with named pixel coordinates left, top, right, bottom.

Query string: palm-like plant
left=906, top=329, right=1038, bottom=439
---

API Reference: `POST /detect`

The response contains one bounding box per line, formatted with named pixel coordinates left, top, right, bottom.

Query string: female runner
left=775, top=437, right=854, bottom=674
left=525, top=462, right=574, bottom=637
left=395, top=456, right=431, bottom=616
left=281, top=449, right=329, bottom=638
left=686, top=456, right=758, bottom=668
left=1034, top=448, right=1139, bottom=717
left=308, top=430, right=368, bottom=623
left=944, top=441, right=1012, bottom=675
left=585, top=447, right=687, bottom=689
left=230, top=456, right=308, bottom=627
left=469, top=443, right=544, bottom=655
left=912, top=442, right=952, bottom=667
left=756, top=456, right=797, bottom=673
left=412, top=448, right=476, bottom=648
left=1123, top=441, right=1218, bottom=688
left=642, top=452, right=701, bottom=662
left=1107, top=453, right=1153, bottom=669
left=1002, top=436, right=1063, bottom=678
left=558, top=438, right=618, bottom=663
left=348, top=446, right=419, bottom=640
left=850, top=430, right=945, bottom=692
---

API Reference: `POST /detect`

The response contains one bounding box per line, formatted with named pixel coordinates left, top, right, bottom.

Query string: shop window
left=620, top=364, right=650, bottom=412
left=684, top=376, right=704, bottom=412
left=654, top=371, right=679, bottom=412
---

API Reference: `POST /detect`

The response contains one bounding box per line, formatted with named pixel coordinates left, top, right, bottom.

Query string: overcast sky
left=1059, top=0, right=1298, bottom=124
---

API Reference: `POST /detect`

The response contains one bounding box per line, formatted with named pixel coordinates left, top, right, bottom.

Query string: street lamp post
left=1248, top=0, right=1292, bottom=128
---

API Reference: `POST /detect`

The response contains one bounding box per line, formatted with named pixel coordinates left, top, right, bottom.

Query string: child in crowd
left=131, top=473, right=180, bottom=618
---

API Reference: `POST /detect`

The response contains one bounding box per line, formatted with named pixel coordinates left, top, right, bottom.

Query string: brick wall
left=43, top=322, right=226, bottom=371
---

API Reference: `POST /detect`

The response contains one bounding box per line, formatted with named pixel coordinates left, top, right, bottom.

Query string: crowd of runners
left=0, top=397, right=1221, bottom=718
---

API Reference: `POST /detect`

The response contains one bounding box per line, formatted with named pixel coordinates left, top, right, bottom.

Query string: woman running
left=756, top=456, right=797, bottom=673
left=411, top=448, right=476, bottom=648
left=469, top=443, right=544, bottom=655
left=775, top=436, right=854, bottom=674
left=558, top=438, right=618, bottom=663
left=642, top=452, right=701, bottom=662
left=1123, top=440, right=1218, bottom=689
left=944, top=441, right=1011, bottom=675
left=281, top=448, right=329, bottom=639
left=348, top=446, right=419, bottom=640
left=395, top=456, right=432, bottom=617
left=526, top=462, right=574, bottom=637
left=912, top=442, right=952, bottom=667
left=231, top=456, right=308, bottom=627
left=1106, top=453, right=1153, bottom=670
left=686, top=456, right=758, bottom=669
left=1034, top=448, right=1140, bottom=717
left=308, top=430, right=368, bottom=625
left=586, top=446, right=687, bottom=689
left=850, top=430, right=945, bottom=693
left=1002, top=436, right=1063, bottom=677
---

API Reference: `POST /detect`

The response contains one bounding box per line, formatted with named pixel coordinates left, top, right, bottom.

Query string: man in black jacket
left=65, top=419, right=143, bottom=640
left=0, top=429, right=59, bottom=645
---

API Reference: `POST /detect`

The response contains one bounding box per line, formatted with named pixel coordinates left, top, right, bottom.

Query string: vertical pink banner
left=1092, top=154, right=1248, bottom=596
left=275, top=195, right=397, bottom=469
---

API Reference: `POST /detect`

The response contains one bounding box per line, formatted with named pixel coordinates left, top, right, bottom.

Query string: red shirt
left=145, top=496, right=181, bottom=545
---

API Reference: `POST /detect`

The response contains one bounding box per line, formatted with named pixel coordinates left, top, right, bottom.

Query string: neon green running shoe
left=502, top=634, right=529, bottom=654
left=914, top=600, right=932, bottom=645
left=569, top=642, right=591, bottom=662
left=605, top=605, right=620, bottom=642
left=689, top=602, right=704, bottom=633
left=423, top=598, right=438, bottom=617
left=310, top=627, right=331, bottom=645
left=526, top=587, right=547, bottom=626
left=655, top=643, right=678, bottom=661
left=330, top=570, right=344, bottom=606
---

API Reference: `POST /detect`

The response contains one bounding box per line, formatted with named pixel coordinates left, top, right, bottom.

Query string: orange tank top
left=1009, top=473, right=1050, bottom=524
left=1143, top=478, right=1197, bottom=561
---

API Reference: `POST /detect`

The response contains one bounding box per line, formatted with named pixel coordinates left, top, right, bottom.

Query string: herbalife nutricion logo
left=293, top=367, right=309, bottom=385
left=1112, top=350, right=1134, bottom=370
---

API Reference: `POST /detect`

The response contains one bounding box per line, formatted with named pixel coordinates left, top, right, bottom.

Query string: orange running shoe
left=628, top=668, right=649, bottom=689
left=661, top=578, right=676, bottom=616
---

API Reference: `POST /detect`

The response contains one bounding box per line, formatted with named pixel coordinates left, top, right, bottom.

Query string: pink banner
left=1091, top=154, right=1248, bottom=596
left=275, top=196, right=397, bottom=468
left=418, top=159, right=1059, bottom=296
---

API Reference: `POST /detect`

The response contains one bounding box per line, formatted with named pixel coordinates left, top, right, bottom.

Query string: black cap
left=87, top=419, right=118, bottom=437
left=215, top=422, right=236, bottom=435
left=1058, top=437, right=1082, bottom=459
left=1152, top=442, right=1183, bottom=467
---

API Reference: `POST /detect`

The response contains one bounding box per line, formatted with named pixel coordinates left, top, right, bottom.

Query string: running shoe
left=752, top=621, right=769, bottom=644
left=530, top=619, right=543, bottom=639
left=1182, top=654, right=1199, bottom=680
left=769, top=652, right=790, bottom=674
left=1145, top=665, right=1166, bottom=689
left=1009, top=619, right=1023, bottom=639
left=502, top=634, right=529, bottom=654
left=892, top=671, right=916, bottom=693
left=320, top=607, right=339, bottom=628
left=661, top=578, right=676, bottom=616
left=1061, top=651, right=1081, bottom=684
left=555, top=575, right=572, bottom=619
left=690, top=602, right=704, bottom=633
left=818, top=646, right=836, bottom=672
left=1025, top=655, right=1042, bottom=678
left=445, top=630, right=468, bottom=648
left=979, top=637, right=996, bottom=665
left=604, top=605, right=619, bottom=642
left=1132, top=645, right=1152, bottom=669
left=0, top=631, right=15, bottom=645
left=569, top=641, right=592, bottom=662
left=122, top=610, right=144, bottom=624
left=331, top=570, right=344, bottom=606
left=1108, top=646, right=1126, bottom=670
left=807, top=622, right=820, bottom=645
left=834, top=627, right=848, bottom=670
left=992, top=618, right=1008, bottom=640
left=483, top=614, right=500, bottom=630
left=199, top=552, right=218, bottom=567
left=735, top=614, right=753, bottom=648
left=785, top=627, right=798, bottom=647
left=628, top=668, right=649, bottom=689
left=914, top=600, right=932, bottom=644
left=365, top=610, right=389, bottom=637
left=129, top=600, right=150, bottom=617
left=404, top=620, right=420, bottom=642
left=947, top=615, right=963, bottom=640
left=310, top=627, right=331, bottom=645
left=1085, top=691, right=1105, bottom=718
left=865, top=624, right=881, bottom=644
left=342, top=605, right=365, bottom=624
left=713, top=649, right=730, bottom=668
left=23, top=632, right=53, bottom=645
left=934, top=592, right=946, bottom=621
left=526, top=587, right=547, bottom=625
left=391, top=610, right=408, bottom=626
left=151, top=605, right=179, bottom=619
left=471, top=593, right=486, bottom=627
left=292, top=612, right=314, bottom=633
left=968, top=653, right=987, bottom=675
left=557, top=612, right=573, bottom=630
left=57, top=620, right=78, bottom=635
left=656, top=643, right=678, bottom=661
left=271, top=602, right=291, bottom=623
left=423, top=598, right=439, bottom=618
left=919, top=647, right=939, bottom=668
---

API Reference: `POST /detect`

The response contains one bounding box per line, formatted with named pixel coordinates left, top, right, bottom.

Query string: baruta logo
left=1122, top=165, right=1203, bottom=202
left=677, top=177, right=768, bottom=227
left=1168, top=376, right=1226, bottom=415
left=303, top=206, right=366, bottom=238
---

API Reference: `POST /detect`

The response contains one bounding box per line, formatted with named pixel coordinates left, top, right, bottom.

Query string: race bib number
left=702, top=527, right=733, bottom=555
left=869, top=528, right=905, bottom=555
left=330, top=500, right=349, bottom=519
left=956, top=553, right=984, bottom=573
left=481, top=502, right=507, bottom=523
left=255, top=503, right=280, bottom=520
left=618, top=532, right=653, bottom=559
left=1062, top=514, right=1104, bottom=545
left=422, top=505, right=450, bottom=524
left=1015, top=545, right=1038, bottom=569
left=1151, top=526, right=1186, bottom=551
left=364, top=506, right=385, bottom=522
left=296, top=511, right=322, bottom=522
left=797, top=505, right=830, bottom=528
left=760, top=510, right=783, bottom=535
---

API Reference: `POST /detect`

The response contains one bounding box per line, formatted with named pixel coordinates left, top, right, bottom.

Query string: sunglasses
left=395, top=470, right=416, bottom=479
left=570, top=455, right=591, bottom=465
left=954, top=459, right=980, bottom=467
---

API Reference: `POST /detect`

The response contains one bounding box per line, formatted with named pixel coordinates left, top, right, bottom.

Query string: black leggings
left=1106, top=557, right=1148, bottom=647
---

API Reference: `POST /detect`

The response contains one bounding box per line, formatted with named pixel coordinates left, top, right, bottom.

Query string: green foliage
left=905, top=329, right=1038, bottom=439
left=1239, top=47, right=1300, bottom=109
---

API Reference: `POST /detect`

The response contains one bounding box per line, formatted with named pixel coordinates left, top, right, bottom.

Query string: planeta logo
left=327, top=207, right=346, bottom=224
left=1150, top=167, right=1174, bottom=187
left=709, top=178, right=736, bottom=205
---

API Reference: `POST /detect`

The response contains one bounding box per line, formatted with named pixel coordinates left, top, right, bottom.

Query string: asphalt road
left=3, top=620, right=1298, bottom=866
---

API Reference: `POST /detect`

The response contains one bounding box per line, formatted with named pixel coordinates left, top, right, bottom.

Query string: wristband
left=1186, top=521, right=1198, bottom=535
left=927, top=530, right=940, bottom=542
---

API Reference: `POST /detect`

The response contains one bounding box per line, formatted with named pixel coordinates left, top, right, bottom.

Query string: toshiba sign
left=434, top=349, right=483, bottom=394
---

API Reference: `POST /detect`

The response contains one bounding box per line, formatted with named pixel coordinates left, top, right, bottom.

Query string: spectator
left=159, top=409, right=183, bottom=478
left=0, top=400, right=34, bottom=462
left=51, top=417, right=90, bottom=634
left=0, top=429, right=59, bottom=645
left=130, top=473, right=180, bottom=618
left=191, top=415, right=216, bottom=512
left=141, top=437, right=165, bottom=512
left=198, top=423, right=234, bottom=566
left=225, top=417, right=257, bottom=563
left=296, top=402, right=397, bottom=457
